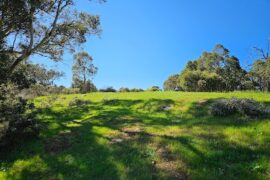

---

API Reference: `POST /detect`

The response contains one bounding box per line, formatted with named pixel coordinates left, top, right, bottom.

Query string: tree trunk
left=8, top=51, right=30, bottom=73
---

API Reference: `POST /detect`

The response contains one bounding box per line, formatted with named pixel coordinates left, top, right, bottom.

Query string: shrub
left=119, top=87, right=130, bottom=92
left=163, top=74, right=179, bottom=91
left=237, top=99, right=269, bottom=116
left=211, top=98, right=269, bottom=117
left=102, top=99, right=119, bottom=105
left=0, top=83, right=39, bottom=147
left=69, top=99, right=91, bottom=106
left=61, top=88, right=80, bottom=94
left=99, top=87, right=116, bottom=92
left=130, top=88, right=144, bottom=92
left=147, top=86, right=161, bottom=91
left=21, top=85, right=81, bottom=99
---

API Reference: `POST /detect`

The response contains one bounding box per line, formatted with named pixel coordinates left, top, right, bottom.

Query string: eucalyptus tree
left=72, top=51, right=97, bottom=93
left=163, top=74, right=180, bottom=91
left=0, top=0, right=104, bottom=73
left=250, top=39, right=270, bottom=91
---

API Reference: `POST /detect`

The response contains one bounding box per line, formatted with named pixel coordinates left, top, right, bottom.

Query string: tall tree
left=250, top=39, right=270, bottom=91
left=72, top=51, right=97, bottom=93
left=0, top=0, right=104, bottom=73
left=177, top=44, right=245, bottom=92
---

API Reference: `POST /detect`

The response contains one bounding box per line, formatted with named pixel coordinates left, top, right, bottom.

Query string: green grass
left=1, top=91, right=270, bottom=179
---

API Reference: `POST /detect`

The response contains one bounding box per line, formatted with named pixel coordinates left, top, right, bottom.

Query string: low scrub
left=0, top=83, right=39, bottom=147
left=69, top=99, right=91, bottom=106
left=211, top=98, right=270, bottom=117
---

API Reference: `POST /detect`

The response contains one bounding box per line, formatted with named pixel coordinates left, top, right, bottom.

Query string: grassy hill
left=1, top=92, right=270, bottom=179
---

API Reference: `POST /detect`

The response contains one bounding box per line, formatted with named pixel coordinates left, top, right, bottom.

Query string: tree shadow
left=0, top=97, right=269, bottom=179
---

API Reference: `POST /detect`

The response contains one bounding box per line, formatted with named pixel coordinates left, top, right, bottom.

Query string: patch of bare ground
left=152, top=146, right=188, bottom=180
left=44, top=132, right=75, bottom=154
left=108, top=125, right=188, bottom=179
left=121, top=126, right=143, bottom=136
left=108, top=125, right=143, bottom=144
left=196, top=100, right=207, bottom=107
left=108, top=132, right=130, bottom=144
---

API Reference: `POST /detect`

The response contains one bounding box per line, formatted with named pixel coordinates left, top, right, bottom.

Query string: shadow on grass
left=0, top=98, right=270, bottom=179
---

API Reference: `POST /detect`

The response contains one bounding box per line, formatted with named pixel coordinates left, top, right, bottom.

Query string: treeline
left=164, top=44, right=270, bottom=92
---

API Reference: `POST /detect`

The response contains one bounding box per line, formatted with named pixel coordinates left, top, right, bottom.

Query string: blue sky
left=35, top=0, right=270, bottom=89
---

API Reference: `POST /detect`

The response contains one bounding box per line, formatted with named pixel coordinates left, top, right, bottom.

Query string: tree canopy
left=163, top=44, right=270, bottom=92
left=0, top=0, right=103, bottom=73
left=72, top=51, right=97, bottom=93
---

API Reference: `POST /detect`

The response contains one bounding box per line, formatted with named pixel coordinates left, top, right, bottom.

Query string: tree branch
left=8, top=0, right=65, bottom=73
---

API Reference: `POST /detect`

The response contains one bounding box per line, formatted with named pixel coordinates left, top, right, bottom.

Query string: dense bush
left=147, top=86, right=161, bottom=91
left=164, top=44, right=264, bottom=92
left=61, top=88, right=80, bottom=94
left=99, top=87, right=117, bottom=92
left=69, top=99, right=91, bottom=106
left=119, top=87, right=130, bottom=92
left=130, top=88, right=144, bottom=92
left=163, top=74, right=180, bottom=91
left=179, top=70, right=224, bottom=92
left=0, top=83, right=39, bottom=146
left=20, top=85, right=81, bottom=99
left=72, top=79, right=97, bottom=94
left=211, top=98, right=269, bottom=117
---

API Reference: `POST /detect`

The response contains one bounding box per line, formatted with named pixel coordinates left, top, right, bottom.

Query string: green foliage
left=60, top=88, right=80, bottom=95
left=14, top=63, right=63, bottom=87
left=72, top=79, right=97, bottom=94
left=179, top=70, right=224, bottom=92
left=99, top=86, right=117, bottom=92
left=0, top=83, right=39, bottom=146
left=129, top=88, right=144, bottom=92
left=20, top=85, right=81, bottom=99
left=147, top=86, right=161, bottom=91
left=119, top=87, right=130, bottom=92
left=176, top=44, right=246, bottom=92
left=0, top=0, right=103, bottom=72
left=118, top=88, right=144, bottom=92
left=163, top=74, right=180, bottom=91
left=250, top=58, right=270, bottom=91
left=69, top=99, right=91, bottom=107
left=72, top=52, right=97, bottom=93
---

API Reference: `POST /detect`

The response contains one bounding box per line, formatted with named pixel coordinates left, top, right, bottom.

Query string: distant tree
left=119, top=87, right=130, bottom=92
left=72, top=52, right=97, bottom=93
left=130, top=88, right=144, bottom=92
left=83, top=80, right=97, bottom=93
left=218, top=56, right=246, bottom=91
left=179, top=70, right=223, bottom=92
left=147, top=86, right=161, bottom=91
left=177, top=44, right=245, bottom=92
left=0, top=0, right=103, bottom=73
left=250, top=58, right=270, bottom=91
left=99, top=87, right=116, bottom=92
left=250, top=40, right=270, bottom=91
left=26, top=64, right=63, bottom=86
left=72, top=79, right=97, bottom=93
left=0, top=61, right=63, bottom=89
left=163, top=74, right=180, bottom=91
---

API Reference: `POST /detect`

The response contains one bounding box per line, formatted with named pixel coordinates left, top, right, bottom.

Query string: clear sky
left=35, top=0, right=270, bottom=89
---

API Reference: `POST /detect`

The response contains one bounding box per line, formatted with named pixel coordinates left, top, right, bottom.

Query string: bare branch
left=253, top=47, right=267, bottom=60
left=11, top=32, right=18, bottom=50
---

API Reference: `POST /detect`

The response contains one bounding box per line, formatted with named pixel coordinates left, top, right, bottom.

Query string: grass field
left=1, top=92, right=270, bottom=179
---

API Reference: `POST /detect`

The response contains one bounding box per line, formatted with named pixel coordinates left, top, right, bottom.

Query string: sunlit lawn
left=1, top=92, right=270, bottom=179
